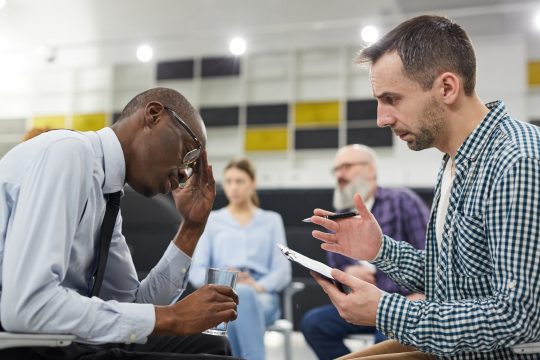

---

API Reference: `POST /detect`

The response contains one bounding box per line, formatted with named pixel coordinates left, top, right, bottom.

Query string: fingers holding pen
left=313, top=208, right=334, bottom=217
left=312, top=229, right=337, bottom=243
left=310, top=213, right=340, bottom=233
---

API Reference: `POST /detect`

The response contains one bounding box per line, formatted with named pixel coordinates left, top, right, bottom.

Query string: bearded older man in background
left=300, top=144, right=429, bottom=360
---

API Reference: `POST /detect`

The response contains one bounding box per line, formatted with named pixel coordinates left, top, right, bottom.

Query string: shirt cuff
left=152, top=242, right=192, bottom=288
left=376, top=292, right=415, bottom=346
left=371, top=234, right=390, bottom=262
left=117, top=303, right=156, bottom=344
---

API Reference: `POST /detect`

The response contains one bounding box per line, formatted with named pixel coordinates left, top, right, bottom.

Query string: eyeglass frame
left=164, top=106, right=203, bottom=187
left=331, top=161, right=371, bottom=175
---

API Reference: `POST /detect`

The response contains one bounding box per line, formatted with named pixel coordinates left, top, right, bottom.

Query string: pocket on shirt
left=453, top=272, right=493, bottom=299
left=452, top=212, right=492, bottom=277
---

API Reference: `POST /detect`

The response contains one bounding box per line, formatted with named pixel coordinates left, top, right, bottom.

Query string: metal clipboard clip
left=278, top=244, right=298, bottom=262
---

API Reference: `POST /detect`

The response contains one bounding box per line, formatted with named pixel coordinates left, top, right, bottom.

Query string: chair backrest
left=0, top=332, right=75, bottom=350
left=121, top=185, right=180, bottom=279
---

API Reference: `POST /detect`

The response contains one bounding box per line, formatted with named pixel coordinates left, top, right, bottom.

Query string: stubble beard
left=407, top=97, right=445, bottom=151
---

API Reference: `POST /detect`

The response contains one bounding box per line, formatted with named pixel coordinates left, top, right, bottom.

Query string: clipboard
left=278, top=244, right=351, bottom=294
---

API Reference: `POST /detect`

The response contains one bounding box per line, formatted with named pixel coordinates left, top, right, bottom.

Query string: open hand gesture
left=310, top=193, right=383, bottom=261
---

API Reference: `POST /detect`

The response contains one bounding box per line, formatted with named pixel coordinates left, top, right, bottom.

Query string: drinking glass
left=202, top=268, right=238, bottom=336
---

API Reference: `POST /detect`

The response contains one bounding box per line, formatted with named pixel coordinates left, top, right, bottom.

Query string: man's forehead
left=369, top=52, right=405, bottom=95
left=335, top=148, right=368, bottom=164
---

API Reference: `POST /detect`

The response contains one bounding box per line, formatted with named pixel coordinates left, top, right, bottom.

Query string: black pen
left=302, top=211, right=359, bottom=223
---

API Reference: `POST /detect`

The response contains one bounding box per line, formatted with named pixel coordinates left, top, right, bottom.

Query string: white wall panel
left=200, top=79, right=241, bottom=106
left=34, top=69, right=72, bottom=94
left=296, top=76, right=341, bottom=101
left=74, top=66, right=111, bottom=92
left=73, top=91, right=110, bottom=113
left=114, top=63, right=153, bottom=90
left=248, top=53, right=289, bottom=79
left=33, top=94, right=71, bottom=114
left=247, top=79, right=290, bottom=103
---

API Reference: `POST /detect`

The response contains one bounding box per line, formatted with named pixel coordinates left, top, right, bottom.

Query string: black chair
left=121, top=186, right=180, bottom=279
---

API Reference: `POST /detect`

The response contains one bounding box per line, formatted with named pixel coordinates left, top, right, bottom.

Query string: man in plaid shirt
left=308, top=15, right=540, bottom=360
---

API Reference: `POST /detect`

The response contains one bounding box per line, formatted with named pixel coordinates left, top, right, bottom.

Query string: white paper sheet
left=278, top=244, right=335, bottom=279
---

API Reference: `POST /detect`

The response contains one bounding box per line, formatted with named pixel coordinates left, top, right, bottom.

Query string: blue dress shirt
left=189, top=208, right=291, bottom=293
left=0, top=128, right=191, bottom=344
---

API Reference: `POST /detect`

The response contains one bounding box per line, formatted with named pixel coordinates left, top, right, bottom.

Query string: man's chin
left=407, top=141, right=429, bottom=151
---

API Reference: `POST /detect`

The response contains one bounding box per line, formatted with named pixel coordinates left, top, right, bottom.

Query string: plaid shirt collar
left=454, top=100, right=506, bottom=164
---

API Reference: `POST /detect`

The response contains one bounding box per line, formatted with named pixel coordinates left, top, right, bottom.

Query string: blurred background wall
left=0, top=0, right=538, bottom=189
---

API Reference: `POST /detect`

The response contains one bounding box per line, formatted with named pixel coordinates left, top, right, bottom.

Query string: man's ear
left=144, top=101, right=164, bottom=128
left=437, top=72, right=460, bottom=105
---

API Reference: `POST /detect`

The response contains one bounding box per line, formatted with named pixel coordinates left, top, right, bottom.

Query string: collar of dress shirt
left=95, top=127, right=126, bottom=194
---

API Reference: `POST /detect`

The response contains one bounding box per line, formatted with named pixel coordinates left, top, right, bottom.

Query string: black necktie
left=90, top=191, right=121, bottom=297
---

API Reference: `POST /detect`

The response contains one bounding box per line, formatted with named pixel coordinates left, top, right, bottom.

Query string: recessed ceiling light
left=136, top=44, right=153, bottom=62
left=229, top=37, right=247, bottom=56
left=361, top=25, right=380, bottom=44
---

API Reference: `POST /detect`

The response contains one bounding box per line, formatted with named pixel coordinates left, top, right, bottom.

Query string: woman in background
left=190, top=157, right=292, bottom=360
left=21, top=127, right=51, bottom=141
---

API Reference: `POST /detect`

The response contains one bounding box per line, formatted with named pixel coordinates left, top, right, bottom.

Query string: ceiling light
left=361, top=25, right=380, bottom=44
left=136, top=44, right=153, bottom=62
left=0, top=0, right=6, bottom=10
left=229, top=37, right=247, bottom=56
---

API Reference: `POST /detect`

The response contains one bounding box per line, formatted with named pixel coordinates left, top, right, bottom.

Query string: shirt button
left=387, top=331, right=395, bottom=338
left=181, top=268, right=187, bottom=274
left=508, top=280, right=517, bottom=289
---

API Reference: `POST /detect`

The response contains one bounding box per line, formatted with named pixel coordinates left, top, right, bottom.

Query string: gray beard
left=333, top=176, right=371, bottom=211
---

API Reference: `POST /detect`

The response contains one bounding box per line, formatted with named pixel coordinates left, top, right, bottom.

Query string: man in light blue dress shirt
left=0, top=88, right=241, bottom=359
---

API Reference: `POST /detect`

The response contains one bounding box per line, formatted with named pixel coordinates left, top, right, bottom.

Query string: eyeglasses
left=164, top=106, right=202, bottom=187
left=331, top=161, right=370, bottom=175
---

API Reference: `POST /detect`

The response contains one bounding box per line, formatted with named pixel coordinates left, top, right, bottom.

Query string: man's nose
left=334, top=167, right=347, bottom=178
left=376, top=103, right=395, bottom=128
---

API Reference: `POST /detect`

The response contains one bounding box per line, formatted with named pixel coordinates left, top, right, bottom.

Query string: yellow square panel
left=295, top=101, right=340, bottom=127
left=529, top=61, right=540, bottom=86
left=32, top=115, right=66, bottom=129
left=72, top=113, right=107, bottom=131
left=245, top=127, right=288, bottom=151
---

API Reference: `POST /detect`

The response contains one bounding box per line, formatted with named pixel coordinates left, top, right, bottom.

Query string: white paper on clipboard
left=278, top=244, right=335, bottom=279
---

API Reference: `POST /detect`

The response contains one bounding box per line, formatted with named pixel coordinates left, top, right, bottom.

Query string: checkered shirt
left=372, top=101, right=540, bottom=359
